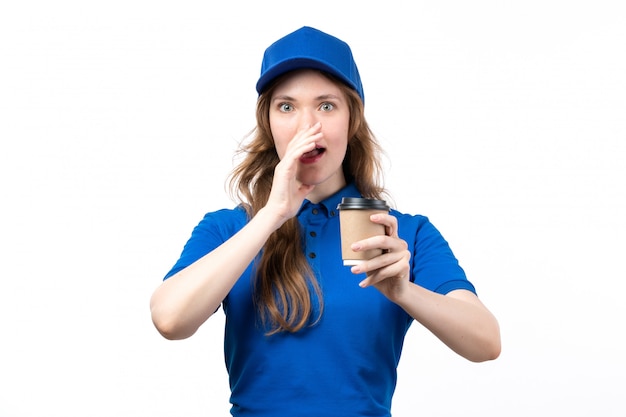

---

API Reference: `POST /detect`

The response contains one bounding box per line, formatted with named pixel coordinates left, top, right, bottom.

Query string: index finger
left=369, top=213, right=398, bottom=237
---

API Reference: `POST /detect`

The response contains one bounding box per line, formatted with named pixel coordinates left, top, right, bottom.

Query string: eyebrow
left=272, top=94, right=343, bottom=103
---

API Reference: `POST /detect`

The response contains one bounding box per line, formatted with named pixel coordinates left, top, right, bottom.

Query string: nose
left=298, top=108, right=318, bottom=128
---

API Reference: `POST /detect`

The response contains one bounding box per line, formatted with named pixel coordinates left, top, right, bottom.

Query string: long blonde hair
left=228, top=71, right=386, bottom=334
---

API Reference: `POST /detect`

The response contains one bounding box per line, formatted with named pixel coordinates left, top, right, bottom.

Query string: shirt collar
left=298, top=183, right=362, bottom=216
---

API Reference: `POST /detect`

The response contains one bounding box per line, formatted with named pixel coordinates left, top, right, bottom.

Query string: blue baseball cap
left=256, top=26, right=364, bottom=103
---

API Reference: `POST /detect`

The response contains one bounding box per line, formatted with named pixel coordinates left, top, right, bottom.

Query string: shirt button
left=312, top=208, right=319, bottom=215
left=330, top=210, right=336, bottom=217
left=308, top=252, right=316, bottom=259
left=309, top=231, right=317, bottom=237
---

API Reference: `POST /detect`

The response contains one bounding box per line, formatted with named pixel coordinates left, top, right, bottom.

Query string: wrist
left=254, top=206, right=289, bottom=232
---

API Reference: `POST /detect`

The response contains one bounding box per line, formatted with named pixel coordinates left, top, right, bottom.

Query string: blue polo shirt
left=164, top=183, right=475, bottom=417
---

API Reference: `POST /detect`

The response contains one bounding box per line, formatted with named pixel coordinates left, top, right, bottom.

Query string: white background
left=1, top=1, right=625, bottom=416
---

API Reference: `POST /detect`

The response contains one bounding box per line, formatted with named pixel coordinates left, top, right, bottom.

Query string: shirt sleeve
left=163, top=207, right=248, bottom=280
left=398, top=213, right=476, bottom=295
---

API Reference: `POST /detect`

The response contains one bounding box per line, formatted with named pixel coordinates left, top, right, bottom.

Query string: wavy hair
left=228, top=71, right=386, bottom=334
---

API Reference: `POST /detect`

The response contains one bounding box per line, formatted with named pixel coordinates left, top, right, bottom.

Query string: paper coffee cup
left=337, top=197, right=390, bottom=266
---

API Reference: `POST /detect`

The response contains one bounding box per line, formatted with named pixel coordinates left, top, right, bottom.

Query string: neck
left=305, top=174, right=347, bottom=204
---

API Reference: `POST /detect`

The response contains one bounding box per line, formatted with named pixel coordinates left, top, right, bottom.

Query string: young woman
left=150, top=26, right=500, bottom=417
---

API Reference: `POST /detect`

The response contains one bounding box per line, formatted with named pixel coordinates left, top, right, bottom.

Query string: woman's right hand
left=264, top=122, right=323, bottom=225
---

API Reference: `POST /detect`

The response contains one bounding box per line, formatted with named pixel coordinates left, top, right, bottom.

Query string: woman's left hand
left=350, top=213, right=411, bottom=301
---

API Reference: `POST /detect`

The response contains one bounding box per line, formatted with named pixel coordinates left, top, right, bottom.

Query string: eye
left=320, top=102, right=334, bottom=112
left=279, top=103, right=293, bottom=112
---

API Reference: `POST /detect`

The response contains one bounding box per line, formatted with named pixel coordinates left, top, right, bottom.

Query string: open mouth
left=301, top=147, right=326, bottom=160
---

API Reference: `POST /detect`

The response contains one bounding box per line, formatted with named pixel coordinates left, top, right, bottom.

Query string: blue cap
left=256, top=26, right=364, bottom=103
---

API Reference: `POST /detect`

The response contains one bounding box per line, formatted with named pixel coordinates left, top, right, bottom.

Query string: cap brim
left=255, top=57, right=358, bottom=97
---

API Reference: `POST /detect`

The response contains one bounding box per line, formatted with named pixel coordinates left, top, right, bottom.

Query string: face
left=269, top=69, right=350, bottom=200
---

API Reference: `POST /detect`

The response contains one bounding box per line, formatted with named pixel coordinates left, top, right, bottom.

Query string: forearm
left=395, top=286, right=501, bottom=362
left=150, top=207, right=281, bottom=340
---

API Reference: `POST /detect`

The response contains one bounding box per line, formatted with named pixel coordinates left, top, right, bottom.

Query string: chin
left=297, top=170, right=323, bottom=185
left=298, top=166, right=345, bottom=189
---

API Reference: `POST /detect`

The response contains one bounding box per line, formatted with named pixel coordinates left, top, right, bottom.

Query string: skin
left=269, top=69, right=351, bottom=204
left=150, top=69, right=501, bottom=362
